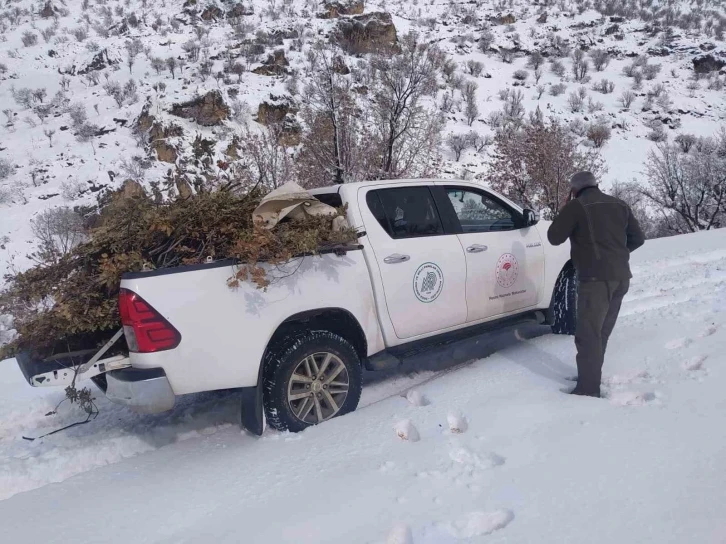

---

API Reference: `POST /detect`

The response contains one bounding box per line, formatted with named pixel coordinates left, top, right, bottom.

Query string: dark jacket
left=547, top=187, right=645, bottom=281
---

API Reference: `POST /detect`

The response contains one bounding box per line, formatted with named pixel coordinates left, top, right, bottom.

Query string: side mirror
left=522, top=209, right=539, bottom=227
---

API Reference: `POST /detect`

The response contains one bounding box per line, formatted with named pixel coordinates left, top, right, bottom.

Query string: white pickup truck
left=17, top=179, right=576, bottom=434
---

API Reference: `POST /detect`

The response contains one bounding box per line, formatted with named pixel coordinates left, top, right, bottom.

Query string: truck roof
left=308, top=179, right=469, bottom=195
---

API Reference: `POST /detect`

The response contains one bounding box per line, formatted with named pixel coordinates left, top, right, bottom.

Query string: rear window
left=366, top=187, right=444, bottom=239
left=315, top=192, right=343, bottom=208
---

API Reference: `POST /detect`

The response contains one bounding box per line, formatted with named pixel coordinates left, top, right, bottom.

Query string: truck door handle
left=383, top=254, right=410, bottom=264
left=466, top=244, right=488, bottom=253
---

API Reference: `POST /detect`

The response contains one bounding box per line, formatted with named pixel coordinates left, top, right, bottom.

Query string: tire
left=550, top=263, right=578, bottom=336
left=262, top=330, right=362, bottom=433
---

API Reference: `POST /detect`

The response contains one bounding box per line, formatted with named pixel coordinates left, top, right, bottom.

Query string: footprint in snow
left=683, top=355, right=707, bottom=372
left=606, top=390, right=658, bottom=407
left=394, top=420, right=420, bottom=442
left=699, top=324, right=719, bottom=338
left=449, top=446, right=505, bottom=469
left=447, top=412, right=467, bottom=434
left=405, top=389, right=429, bottom=407
left=604, top=369, right=651, bottom=386
left=427, top=509, right=515, bottom=540
left=665, top=338, right=692, bottom=350
left=385, top=523, right=413, bottom=544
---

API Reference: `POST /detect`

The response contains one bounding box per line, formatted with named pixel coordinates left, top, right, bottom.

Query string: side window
left=366, top=187, right=444, bottom=239
left=446, top=188, right=520, bottom=233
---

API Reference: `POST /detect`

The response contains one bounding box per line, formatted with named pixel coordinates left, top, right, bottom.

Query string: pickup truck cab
left=20, top=179, right=576, bottom=434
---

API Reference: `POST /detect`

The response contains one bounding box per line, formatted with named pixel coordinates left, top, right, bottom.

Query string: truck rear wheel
left=550, top=263, right=578, bottom=336
left=262, top=330, right=362, bottom=433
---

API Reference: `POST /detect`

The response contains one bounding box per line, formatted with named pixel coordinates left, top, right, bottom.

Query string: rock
left=201, top=5, right=224, bottom=21
left=332, top=55, right=350, bottom=74
left=78, top=48, right=119, bottom=75
left=610, top=16, right=625, bottom=23
left=318, top=0, right=365, bottom=19
left=272, top=28, right=300, bottom=41
left=170, top=90, right=230, bottom=126
left=252, top=49, right=290, bottom=76
left=700, top=42, right=717, bottom=52
left=121, top=179, right=146, bottom=199
left=40, top=1, right=58, bottom=18
left=647, top=46, right=671, bottom=56
left=176, top=179, right=193, bottom=199
left=278, top=116, right=302, bottom=147
left=537, top=12, right=547, bottom=24
left=498, top=13, right=516, bottom=25
left=227, top=3, right=254, bottom=18
left=693, top=54, right=726, bottom=74
left=605, top=24, right=620, bottom=36
left=335, top=11, right=398, bottom=55
left=257, top=95, right=297, bottom=126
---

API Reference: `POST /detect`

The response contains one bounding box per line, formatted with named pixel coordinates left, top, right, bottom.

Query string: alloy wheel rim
left=287, top=352, right=349, bottom=424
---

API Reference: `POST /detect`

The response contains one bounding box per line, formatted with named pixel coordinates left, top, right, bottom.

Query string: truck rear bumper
left=105, top=367, right=175, bottom=414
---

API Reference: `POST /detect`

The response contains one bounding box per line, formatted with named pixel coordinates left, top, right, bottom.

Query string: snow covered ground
left=0, top=229, right=724, bottom=543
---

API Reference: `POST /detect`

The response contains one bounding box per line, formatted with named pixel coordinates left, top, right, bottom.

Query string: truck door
left=359, top=185, right=468, bottom=340
left=439, top=185, right=545, bottom=322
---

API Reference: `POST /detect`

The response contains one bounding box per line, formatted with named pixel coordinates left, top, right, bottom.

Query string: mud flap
left=240, top=384, right=265, bottom=436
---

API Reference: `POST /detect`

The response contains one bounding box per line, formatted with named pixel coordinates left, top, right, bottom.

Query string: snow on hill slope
left=2, top=0, right=726, bottom=285
left=0, top=228, right=724, bottom=543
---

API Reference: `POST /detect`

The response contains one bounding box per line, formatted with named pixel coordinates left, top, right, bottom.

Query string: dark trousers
left=575, top=280, right=630, bottom=395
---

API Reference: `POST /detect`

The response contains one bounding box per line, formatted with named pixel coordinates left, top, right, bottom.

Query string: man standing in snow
left=547, top=172, right=645, bottom=398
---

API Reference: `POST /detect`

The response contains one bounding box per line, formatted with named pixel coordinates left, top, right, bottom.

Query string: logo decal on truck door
left=413, top=262, right=444, bottom=303
left=495, top=253, right=519, bottom=288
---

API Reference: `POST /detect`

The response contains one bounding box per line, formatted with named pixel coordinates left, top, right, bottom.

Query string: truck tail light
left=118, top=288, right=181, bottom=353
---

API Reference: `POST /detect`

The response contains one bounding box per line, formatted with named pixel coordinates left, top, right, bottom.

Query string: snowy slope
left=0, top=228, right=724, bottom=543
left=2, top=0, right=726, bottom=286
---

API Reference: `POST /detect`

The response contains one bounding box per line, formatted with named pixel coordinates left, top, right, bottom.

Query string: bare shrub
left=463, top=80, right=479, bottom=126
left=447, top=133, right=471, bottom=161
left=674, top=133, right=698, bottom=153
left=68, top=103, right=88, bottom=127
left=642, top=63, right=661, bottom=80
left=589, top=49, right=610, bottom=71
left=550, top=82, right=567, bottom=96
left=567, top=91, right=584, bottom=112
left=466, top=60, right=484, bottom=77
left=619, top=90, right=636, bottom=109
left=572, top=49, right=589, bottom=82
left=0, top=158, right=14, bottom=180
left=550, top=59, right=566, bottom=77
left=31, top=208, right=86, bottom=263
left=478, top=29, right=495, bottom=52
left=500, top=49, right=515, bottom=63
left=593, top=78, right=615, bottom=94
left=527, top=51, right=545, bottom=70
left=536, top=84, right=546, bottom=99
left=647, top=126, right=668, bottom=142
left=21, top=31, right=38, bottom=47
left=586, top=122, right=612, bottom=148
left=70, top=27, right=89, bottom=42
left=513, top=69, right=529, bottom=81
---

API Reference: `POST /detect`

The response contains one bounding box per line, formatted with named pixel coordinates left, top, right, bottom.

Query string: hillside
left=1, top=0, right=726, bottom=283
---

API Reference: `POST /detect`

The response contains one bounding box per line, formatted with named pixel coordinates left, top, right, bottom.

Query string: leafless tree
left=240, top=122, right=292, bottom=190
left=43, top=129, right=56, bottom=147
left=589, top=49, right=610, bottom=71
left=31, top=207, right=86, bottom=263
left=463, top=80, right=479, bottom=126
left=447, top=133, right=471, bottom=161
left=527, top=51, right=545, bottom=70
left=166, top=57, right=178, bottom=79
left=641, top=137, right=726, bottom=232
left=371, top=32, right=444, bottom=178
left=619, top=90, right=636, bottom=109
left=489, top=116, right=604, bottom=218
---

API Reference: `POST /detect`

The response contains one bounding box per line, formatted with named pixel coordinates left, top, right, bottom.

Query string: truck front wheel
left=263, top=330, right=362, bottom=433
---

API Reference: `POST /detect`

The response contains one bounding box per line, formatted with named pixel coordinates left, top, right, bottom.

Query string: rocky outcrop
left=77, top=49, right=119, bottom=75
left=121, top=179, right=146, bottom=199
left=135, top=104, right=182, bottom=164
left=335, top=12, right=398, bottom=55
left=170, top=90, right=230, bottom=126
left=201, top=5, right=224, bottom=21
left=257, top=95, right=297, bottom=126
left=693, top=54, right=726, bottom=74
left=278, top=116, right=302, bottom=147
left=40, top=1, right=58, bottom=18
left=498, top=13, right=516, bottom=25
left=318, top=0, right=365, bottom=19
left=228, top=3, right=254, bottom=18
left=252, top=50, right=290, bottom=76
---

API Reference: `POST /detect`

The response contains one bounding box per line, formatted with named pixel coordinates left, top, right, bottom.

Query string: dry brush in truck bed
left=0, top=187, right=357, bottom=360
